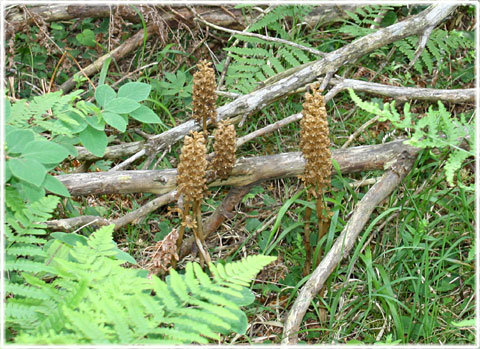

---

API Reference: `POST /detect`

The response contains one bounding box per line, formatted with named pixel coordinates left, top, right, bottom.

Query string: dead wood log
left=5, top=4, right=363, bottom=39
left=282, top=150, right=418, bottom=344
left=57, top=139, right=418, bottom=196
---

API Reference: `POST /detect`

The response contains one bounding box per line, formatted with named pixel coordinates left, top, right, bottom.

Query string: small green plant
left=6, top=224, right=276, bottom=344
left=348, top=89, right=475, bottom=190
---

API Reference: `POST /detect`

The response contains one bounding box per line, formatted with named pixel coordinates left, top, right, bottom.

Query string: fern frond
left=10, top=223, right=276, bottom=344
left=210, top=255, right=277, bottom=287
left=349, top=90, right=474, bottom=189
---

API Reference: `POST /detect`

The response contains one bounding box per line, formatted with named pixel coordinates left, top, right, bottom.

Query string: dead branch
left=76, top=141, right=145, bottom=161
left=6, top=5, right=363, bottom=39
left=43, top=215, right=110, bottom=231
left=236, top=113, right=303, bottom=148
left=112, top=191, right=177, bottom=230
left=44, top=191, right=178, bottom=232
left=59, top=25, right=156, bottom=93
left=282, top=151, right=418, bottom=344
left=57, top=140, right=419, bottom=196
left=327, top=77, right=476, bottom=103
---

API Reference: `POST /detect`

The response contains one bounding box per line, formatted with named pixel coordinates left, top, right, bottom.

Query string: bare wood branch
left=109, top=149, right=146, bottom=172
left=328, top=77, right=476, bottom=103
left=43, top=216, right=110, bottom=231
left=57, top=140, right=419, bottom=196
left=44, top=191, right=178, bottom=232
left=59, top=25, right=156, bottom=93
left=112, top=191, right=177, bottom=230
left=259, top=4, right=457, bottom=88
left=282, top=151, right=418, bottom=344
left=409, top=25, right=435, bottom=69
left=76, top=141, right=145, bottom=161
left=341, top=115, right=381, bottom=149
left=236, top=113, right=303, bottom=148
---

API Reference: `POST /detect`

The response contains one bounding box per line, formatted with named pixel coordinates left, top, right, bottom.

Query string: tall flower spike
left=212, top=120, right=236, bottom=179
left=177, top=131, right=208, bottom=203
left=192, top=60, right=217, bottom=126
left=299, top=83, right=331, bottom=197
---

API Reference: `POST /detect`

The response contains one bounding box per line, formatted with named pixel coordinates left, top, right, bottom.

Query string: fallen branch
left=58, top=140, right=419, bottom=196
left=59, top=25, right=156, bottom=93
left=112, top=191, right=177, bottom=230
left=327, top=77, right=476, bottom=103
left=43, top=215, right=110, bottom=231
left=6, top=4, right=363, bottom=39
left=44, top=191, right=178, bottom=232
left=76, top=141, right=145, bottom=161
left=282, top=150, right=418, bottom=344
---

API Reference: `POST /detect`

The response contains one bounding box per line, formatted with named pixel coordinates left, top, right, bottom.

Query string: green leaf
left=18, top=181, right=46, bottom=203
left=5, top=164, right=12, bottom=183
left=8, top=158, right=47, bottom=186
left=51, top=232, right=88, bottom=247
left=102, top=111, right=127, bottom=132
left=451, top=319, right=475, bottom=327
left=129, top=105, right=161, bottom=124
left=118, top=82, right=152, bottom=102
left=21, top=140, right=70, bottom=164
left=5, top=97, right=11, bottom=121
left=50, top=23, right=63, bottom=31
left=79, top=126, right=108, bottom=157
left=60, top=111, right=88, bottom=133
left=114, top=249, right=138, bottom=265
left=85, top=115, right=105, bottom=131
left=104, top=98, right=141, bottom=114
left=95, top=84, right=116, bottom=108
left=381, top=10, right=397, bottom=27
left=5, top=129, right=35, bottom=154
left=76, top=29, right=96, bottom=47
left=98, top=57, right=112, bottom=86
left=43, top=174, right=71, bottom=197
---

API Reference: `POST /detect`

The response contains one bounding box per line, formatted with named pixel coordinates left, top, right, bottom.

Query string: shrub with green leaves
left=4, top=81, right=161, bottom=203
left=348, top=89, right=475, bottom=190
left=6, top=224, right=276, bottom=344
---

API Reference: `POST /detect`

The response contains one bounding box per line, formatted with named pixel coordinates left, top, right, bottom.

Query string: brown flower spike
left=177, top=131, right=208, bottom=203
left=212, top=120, right=236, bottom=179
left=299, top=83, right=331, bottom=197
left=193, top=60, right=217, bottom=127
